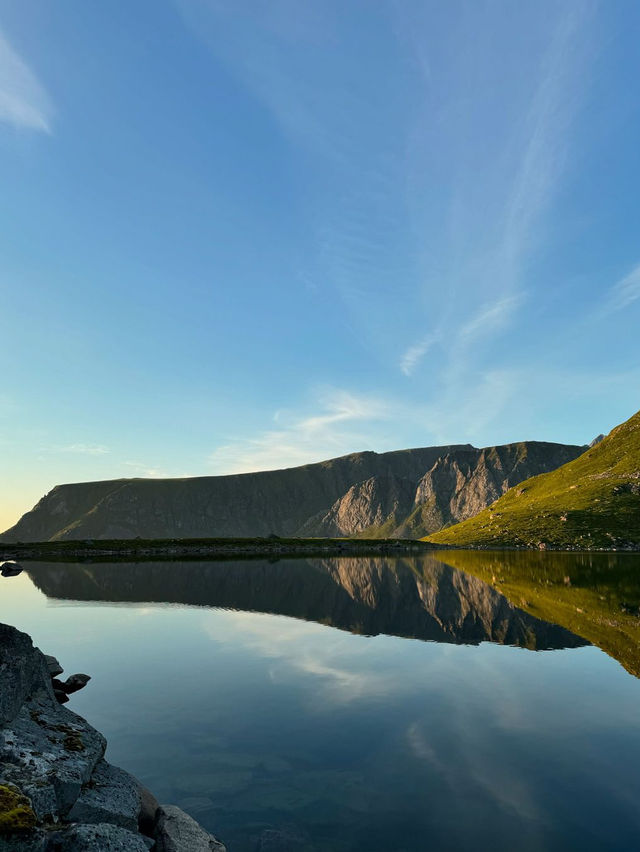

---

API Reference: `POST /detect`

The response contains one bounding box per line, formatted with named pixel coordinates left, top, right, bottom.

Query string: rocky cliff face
left=298, top=475, right=415, bottom=537
left=299, top=442, right=586, bottom=539
left=405, top=442, right=587, bottom=536
left=1, top=441, right=585, bottom=543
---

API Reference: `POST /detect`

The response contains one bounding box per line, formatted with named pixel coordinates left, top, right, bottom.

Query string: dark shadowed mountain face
left=25, top=556, right=587, bottom=651
left=2, top=441, right=585, bottom=543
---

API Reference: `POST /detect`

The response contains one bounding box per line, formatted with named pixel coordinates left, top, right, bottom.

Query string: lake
left=1, top=551, right=640, bottom=851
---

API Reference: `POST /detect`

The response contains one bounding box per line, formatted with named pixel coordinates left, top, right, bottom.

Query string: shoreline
left=0, top=536, right=437, bottom=562
left=0, top=622, right=226, bottom=851
left=1, top=536, right=638, bottom=563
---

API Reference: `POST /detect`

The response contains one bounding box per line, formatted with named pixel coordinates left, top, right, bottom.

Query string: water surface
left=1, top=552, right=640, bottom=851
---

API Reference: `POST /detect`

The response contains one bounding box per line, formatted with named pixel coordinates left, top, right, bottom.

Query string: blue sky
left=1, top=0, right=639, bottom=530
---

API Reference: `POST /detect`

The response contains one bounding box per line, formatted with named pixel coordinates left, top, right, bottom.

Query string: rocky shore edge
left=0, top=537, right=436, bottom=563
left=0, top=622, right=226, bottom=851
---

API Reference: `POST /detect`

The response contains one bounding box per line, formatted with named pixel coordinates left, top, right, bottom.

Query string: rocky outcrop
left=154, top=806, right=225, bottom=852
left=1, top=441, right=585, bottom=543
left=0, top=623, right=226, bottom=851
left=406, top=442, right=586, bottom=535
left=299, top=474, right=415, bottom=537
left=300, top=443, right=587, bottom=539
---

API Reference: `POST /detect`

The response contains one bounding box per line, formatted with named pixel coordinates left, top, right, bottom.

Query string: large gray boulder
left=46, top=823, right=150, bottom=851
left=68, top=759, right=142, bottom=832
left=154, top=805, right=226, bottom=851
left=0, top=692, right=106, bottom=818
left=0, top=624, right=53, bottom=725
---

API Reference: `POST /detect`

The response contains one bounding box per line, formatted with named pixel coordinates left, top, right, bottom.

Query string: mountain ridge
left=2, top=440, right=586, bottom=543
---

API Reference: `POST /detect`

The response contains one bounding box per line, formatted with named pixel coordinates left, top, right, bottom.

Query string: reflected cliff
left=435, top=549, right=640, bottom=677
left=25, top=556, right=586, bottom=651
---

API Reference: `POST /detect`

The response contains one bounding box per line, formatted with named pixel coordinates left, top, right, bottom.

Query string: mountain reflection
left=436, top=549, right=640, bottom=677
left=25, top=556, right=586, bottom=651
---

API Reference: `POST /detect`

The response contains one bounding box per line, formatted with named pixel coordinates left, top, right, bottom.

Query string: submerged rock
left=256, top=824, right=313, bottom=851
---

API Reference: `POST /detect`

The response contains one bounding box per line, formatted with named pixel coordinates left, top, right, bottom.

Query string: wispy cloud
left=604, top=262, right=640, bottom=314
left=40, top=443, right=110, bottom=456
left=459, top=295, right=524, bottom=342
left=400, top=4, right=592, bottom=380
left=209, top=387, right=391, bottom=473
left=400, top=332, right=440, bottom=376
left=0, top=27, right=53, bottom=132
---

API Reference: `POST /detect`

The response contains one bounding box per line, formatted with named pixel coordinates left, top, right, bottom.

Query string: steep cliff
left=2, top=440, right=585, bottom=543
left=300, top=442, right=585, bottom=539
left=427, top=408, right=640, bottom=549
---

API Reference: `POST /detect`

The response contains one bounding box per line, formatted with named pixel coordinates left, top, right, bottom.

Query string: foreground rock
left=0, top=623, right=226, bottom=851
left=68, top=761, right=141, bottom=831
left=45, top=822, right=151, bottom=851
left=154, top=806, right=225, bottom=851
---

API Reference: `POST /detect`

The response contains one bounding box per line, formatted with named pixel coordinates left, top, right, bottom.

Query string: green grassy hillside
left=426, top=409, right=640, bottom=549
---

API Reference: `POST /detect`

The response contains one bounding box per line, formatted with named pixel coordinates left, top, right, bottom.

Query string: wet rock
left=53, top=688, right=70, bottom=705
left=44, top=656, right=64, bottom=678
left=1, top=562, right=23, bottom=578
left=59, top=675, right=91, bottom=695
left=68, top=759, right=141, bottom=832
left=46, top=822, right=150, bottom=851
left=137, top=785, right=159, bottom=837
left=154, top=804, right=226, bottom=851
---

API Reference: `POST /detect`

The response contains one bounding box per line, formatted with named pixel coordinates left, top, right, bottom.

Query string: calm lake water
left=2, top=551, right=640, bottom=851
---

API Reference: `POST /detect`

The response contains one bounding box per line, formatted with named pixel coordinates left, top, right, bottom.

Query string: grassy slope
left=433, top=549, right=640, bottom=677
left=426, top=409, right=640, bottom=549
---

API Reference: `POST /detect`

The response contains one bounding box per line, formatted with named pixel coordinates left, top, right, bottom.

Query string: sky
left=1, top=0, right=639, bottom=531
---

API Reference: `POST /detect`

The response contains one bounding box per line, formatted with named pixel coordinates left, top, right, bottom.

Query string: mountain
left=427, top=408, right=640, bottom=550
left=24, top=556, right=587, bottom=651
left=1, top=441, right=585, bottom=543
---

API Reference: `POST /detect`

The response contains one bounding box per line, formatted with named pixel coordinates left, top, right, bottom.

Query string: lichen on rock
left=0, top=782, right=36, bottom=830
